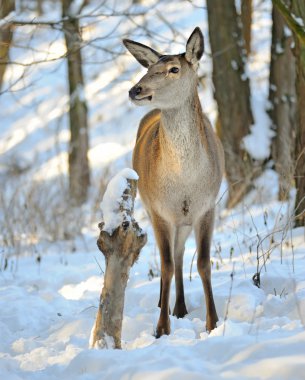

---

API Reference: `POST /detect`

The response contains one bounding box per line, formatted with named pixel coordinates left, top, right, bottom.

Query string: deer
left=123, top=27, right=224, bottom=338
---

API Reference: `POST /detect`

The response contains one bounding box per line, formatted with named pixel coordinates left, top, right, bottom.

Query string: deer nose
left=129, top=85, right=142, bottom=99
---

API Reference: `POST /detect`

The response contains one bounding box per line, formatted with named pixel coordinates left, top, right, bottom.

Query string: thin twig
left=93, top=255, right=104, bottom=275
left=223, top=263, right=235, bottom=336
left=189, top=249, right=197, bottom=282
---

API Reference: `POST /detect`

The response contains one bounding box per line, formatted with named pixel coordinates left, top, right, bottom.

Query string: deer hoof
left=173, top=303, right=188, bottom=318
left=155, top=319, right=171, bottom=338
left=206, top=316, right=218, bottom=333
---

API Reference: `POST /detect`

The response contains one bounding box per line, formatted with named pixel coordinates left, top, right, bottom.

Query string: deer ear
left=123, top=39, right=161, bottom=68
left=185, top=27, right=204, bottom=65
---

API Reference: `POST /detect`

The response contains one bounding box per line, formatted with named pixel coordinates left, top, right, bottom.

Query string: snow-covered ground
left=1, top=0, right=305, bottom=379
left=1, top=170, right=305, bottom=379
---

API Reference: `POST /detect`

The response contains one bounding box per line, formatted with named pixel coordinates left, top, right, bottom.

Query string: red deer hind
left=123, top=27, right=224, bottom=337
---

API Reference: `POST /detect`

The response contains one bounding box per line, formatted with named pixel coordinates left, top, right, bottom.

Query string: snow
left=100, top=168, right=139, bottom=234
left=242, top=0, right=274, bottom=161
left=242, top=91, right=274, bottom=160
left=284, top=25, right=293, bottom=38
left=0, top=11, right=16, bottom=28
left=242, top=81, right=275, bottom=160
left=0, top=183, right=305, bottom=379
left=292, top=14, right=305, bottom=28
left=275, top=42, right=284, bottom=54
left=71, top=84, right=86, bottom=105
left=0, top=0, right=305, bottom=379
left=231, top=60, right=238, bottom=71
left=89, top=331, right=116, bottom=350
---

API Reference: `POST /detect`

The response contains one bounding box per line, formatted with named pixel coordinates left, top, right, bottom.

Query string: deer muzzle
left=129, top=85, right=153, bottom=103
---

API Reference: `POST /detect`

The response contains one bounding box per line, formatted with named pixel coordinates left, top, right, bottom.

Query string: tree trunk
left=269, top=3, right=296, bottom=200
left=62, top=0, right=90, bottom=205
left=0, top=0, right=15, bottom=91
left=206, top=0, right=255, bottom=208
left=90, top=176, right=147, bottom=349
left=292, top=1, right=305, bottom=226
left=241, top=0, right=252, bottom=56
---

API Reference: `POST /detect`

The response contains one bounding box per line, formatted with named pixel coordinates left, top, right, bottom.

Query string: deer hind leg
left=157, top=278, right=170, bottom=314
left=158, top=278, right=162, bottom=308
left=195, top=208, right=218, bottom=332
left=173, top=225, right=191, bottom=318
left=151, top=212, right=174, bottom=338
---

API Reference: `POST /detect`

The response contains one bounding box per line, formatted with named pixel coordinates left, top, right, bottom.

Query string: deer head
left=123, top=27, right=204, bottom=109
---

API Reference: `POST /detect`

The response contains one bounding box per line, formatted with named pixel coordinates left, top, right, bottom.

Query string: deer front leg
left=173, top=252, right=187, bottom=318
left=151, top=213, right=174, bottom=338
left=173, top=226, right=191, bottom=318
left=195, top=208, right=218, bottom=332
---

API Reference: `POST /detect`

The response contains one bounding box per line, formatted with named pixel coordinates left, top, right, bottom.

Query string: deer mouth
left=136, top=95, right=152, bottom=101
left=132, top=95, right=153, bottom=105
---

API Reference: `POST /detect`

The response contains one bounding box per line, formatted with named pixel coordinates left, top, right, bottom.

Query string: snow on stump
left=90, top=168, right=147, bottom=349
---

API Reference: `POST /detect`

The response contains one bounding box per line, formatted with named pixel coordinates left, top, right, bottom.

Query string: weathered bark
left=241, top=0, right=252, bottom=56
left=90, top=178, right=147, bottom=349
left=206, top=0, right=255, bottom=208
left=62, top=0, right=90, bottom=205
left=269, top=3, right=296, bottom=200
left=0, top=0, right=15, bottom=90
left=291, top=1, right=305, bottom=226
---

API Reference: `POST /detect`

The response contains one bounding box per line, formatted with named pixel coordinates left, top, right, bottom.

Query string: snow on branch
left=0, top=10, right=16, bottom=28
left=100, top=168, right=139, bottom=235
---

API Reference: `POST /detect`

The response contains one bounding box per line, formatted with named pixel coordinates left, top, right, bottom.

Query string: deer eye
left=169, top=67, right=179, bottom=74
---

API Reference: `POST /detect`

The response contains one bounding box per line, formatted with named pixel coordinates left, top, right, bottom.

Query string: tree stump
left=90, top=169, right=147, bottom=349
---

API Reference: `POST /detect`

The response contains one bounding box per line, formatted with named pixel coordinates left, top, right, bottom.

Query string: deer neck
left=159, top=90, right=205, bottom=159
